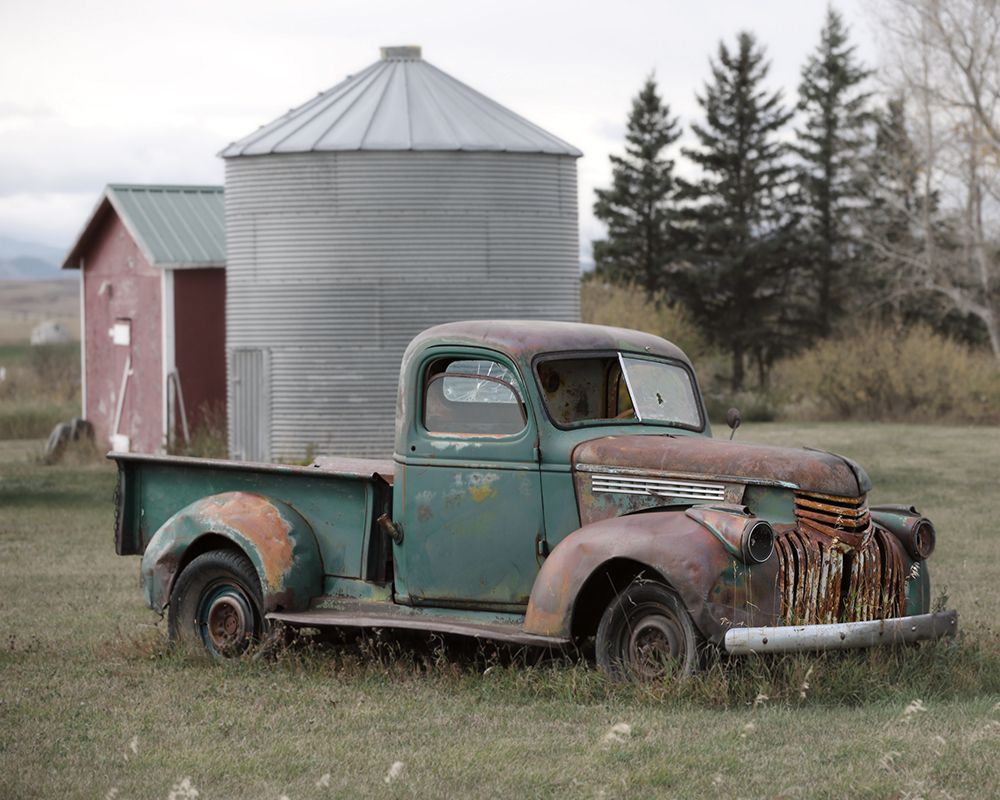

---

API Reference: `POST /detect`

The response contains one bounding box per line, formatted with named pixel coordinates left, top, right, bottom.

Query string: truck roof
left=406, top=320, right=692, bottom=366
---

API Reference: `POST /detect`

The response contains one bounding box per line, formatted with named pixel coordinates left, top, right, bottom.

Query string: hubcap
left=627, top=612, right=685, bottom=679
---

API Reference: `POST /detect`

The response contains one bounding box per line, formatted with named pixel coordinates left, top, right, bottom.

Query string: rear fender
left=140, top=491, right=323, bottom=614
left=523, top=509, right=780, bottom=644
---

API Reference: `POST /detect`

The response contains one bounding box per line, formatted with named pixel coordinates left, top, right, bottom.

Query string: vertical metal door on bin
left=230, top=348, right=271, bottom=462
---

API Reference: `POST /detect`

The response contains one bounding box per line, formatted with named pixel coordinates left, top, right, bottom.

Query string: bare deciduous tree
left=873, top=0, right=1000, bottom=365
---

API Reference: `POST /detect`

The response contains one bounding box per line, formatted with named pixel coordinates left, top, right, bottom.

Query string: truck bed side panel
left=114, top=456, right=388, bottom=579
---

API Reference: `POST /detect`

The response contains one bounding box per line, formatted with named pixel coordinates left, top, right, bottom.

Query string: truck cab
left=113, top=321, right=956, bottom=679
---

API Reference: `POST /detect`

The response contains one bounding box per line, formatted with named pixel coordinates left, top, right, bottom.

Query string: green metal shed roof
left=62, top=184, right=225, bottom=270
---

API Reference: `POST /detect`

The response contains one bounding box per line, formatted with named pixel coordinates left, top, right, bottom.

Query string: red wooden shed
left=61, top=185, right=226, bottom=454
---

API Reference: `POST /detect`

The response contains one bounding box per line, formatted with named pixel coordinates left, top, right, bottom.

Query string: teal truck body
left=113, top=321, right=957, bottom=678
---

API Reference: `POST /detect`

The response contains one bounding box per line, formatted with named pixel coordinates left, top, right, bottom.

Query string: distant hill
left=0, top=236, right=74, bottom=281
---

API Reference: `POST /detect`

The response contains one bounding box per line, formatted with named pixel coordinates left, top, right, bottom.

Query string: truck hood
left=573, top=434, right=871, bottom=497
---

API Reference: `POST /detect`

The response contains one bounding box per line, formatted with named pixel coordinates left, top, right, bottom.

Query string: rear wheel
left=168, top=550, right=264, bottom=658
left=595, top=581, right=699, bottom=681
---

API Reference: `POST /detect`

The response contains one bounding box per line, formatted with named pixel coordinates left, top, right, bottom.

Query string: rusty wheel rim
left=626, top=611, right=685, bottom=680
left=198, top=585, right=255, bottom=656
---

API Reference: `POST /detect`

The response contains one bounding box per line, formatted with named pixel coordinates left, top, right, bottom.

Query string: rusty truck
left=112, top=321, right=957, bottom=679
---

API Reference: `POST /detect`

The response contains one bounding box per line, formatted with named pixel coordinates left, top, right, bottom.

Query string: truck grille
left=776, top=496, right=906, bottom=625
left=794, top=491, right=871, bottom=536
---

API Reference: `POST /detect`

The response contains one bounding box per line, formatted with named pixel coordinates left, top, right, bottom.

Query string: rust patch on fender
left=201, top=492, right=293, bottom=592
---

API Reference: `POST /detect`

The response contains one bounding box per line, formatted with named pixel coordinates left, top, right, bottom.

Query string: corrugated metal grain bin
left=221, top=46, right=581, bottom=460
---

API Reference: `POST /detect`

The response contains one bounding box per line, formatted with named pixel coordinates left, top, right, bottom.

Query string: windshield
left=618, top=355, right=701, bottom=427
left=535, top=353, right=703, bottom=430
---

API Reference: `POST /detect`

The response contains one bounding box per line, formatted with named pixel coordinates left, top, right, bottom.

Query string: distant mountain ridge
left=0, top=236, right=75, bottom=281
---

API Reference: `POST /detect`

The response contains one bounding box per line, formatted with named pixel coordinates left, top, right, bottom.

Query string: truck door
left=394, top=351, right=543, bottom=611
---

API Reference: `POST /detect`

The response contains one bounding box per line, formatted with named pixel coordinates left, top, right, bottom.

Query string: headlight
left=911, top=519, right=936, bottom=560
left=742, top=520, right=775, bottom=564
left=870, top=506, right=936, bottom=561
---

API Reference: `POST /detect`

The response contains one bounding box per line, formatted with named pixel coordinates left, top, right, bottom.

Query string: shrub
left=775, top=324, right=1000, bottom=423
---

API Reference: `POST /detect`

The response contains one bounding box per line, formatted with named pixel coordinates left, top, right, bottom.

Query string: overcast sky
left=0, top=0, right=878, bottom=259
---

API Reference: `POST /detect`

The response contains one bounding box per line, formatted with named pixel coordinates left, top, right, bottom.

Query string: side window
left=424, top=358, right=527, bottom=436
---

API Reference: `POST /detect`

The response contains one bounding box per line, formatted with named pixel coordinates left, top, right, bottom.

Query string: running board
left=268, top=602, right=569, bottom=648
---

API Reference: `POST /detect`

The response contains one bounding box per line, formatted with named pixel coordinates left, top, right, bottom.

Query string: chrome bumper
left=723, top=610, right=958, bottom=655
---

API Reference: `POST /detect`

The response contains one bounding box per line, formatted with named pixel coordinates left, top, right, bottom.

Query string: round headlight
left=743, top=520, right=775, bottom=564
left=913, top=520, right=936, bottom=560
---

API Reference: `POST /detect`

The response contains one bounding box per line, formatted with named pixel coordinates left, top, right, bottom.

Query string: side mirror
left=726, top=407, right=742, bottom=440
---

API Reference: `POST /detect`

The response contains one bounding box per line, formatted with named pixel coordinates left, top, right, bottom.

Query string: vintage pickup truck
left=113, top=321, right=957, bottom=679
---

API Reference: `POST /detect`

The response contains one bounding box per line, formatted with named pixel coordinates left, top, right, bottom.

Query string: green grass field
left=1, top=425, right=999, bottom=799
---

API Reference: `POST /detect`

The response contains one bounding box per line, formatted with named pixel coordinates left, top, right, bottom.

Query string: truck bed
left=112, top=452, right=394, bottom=582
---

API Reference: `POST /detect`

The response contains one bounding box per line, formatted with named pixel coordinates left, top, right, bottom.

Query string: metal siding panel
left=225, top=151, right=578, bottom=459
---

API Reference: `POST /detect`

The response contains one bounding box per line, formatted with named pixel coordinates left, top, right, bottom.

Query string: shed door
left=230, top=348, right=270, bottom=462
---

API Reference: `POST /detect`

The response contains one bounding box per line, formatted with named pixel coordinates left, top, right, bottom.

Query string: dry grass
left=0, top=342, right=81, bottom=439
left=0, top=279, right=79, bottom=344
left=1, top=424, right=999, bottom=798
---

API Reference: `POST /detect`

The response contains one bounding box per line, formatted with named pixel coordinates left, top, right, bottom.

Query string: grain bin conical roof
left=221, top=46, right=581, bottom=158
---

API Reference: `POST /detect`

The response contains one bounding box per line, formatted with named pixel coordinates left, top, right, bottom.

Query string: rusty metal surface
left=523, top=509, right=781, bottom=644
left=113, top=451, right=391, bottom=482
left=403, top=320, right=693, bottom=367
left=871, top=506, right=937, bottom=561
left=309, top=456, right=396, bottom=484
left=269, top=602, right=569, bottom=647
left=775, top=492, right=908, bottom=626
left=140, top=491, right=324, bottom=614
left=573, top=435, right=871, bottom=497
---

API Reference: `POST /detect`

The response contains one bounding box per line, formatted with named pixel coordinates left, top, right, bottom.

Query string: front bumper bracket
left=723, top=610, right=958, bottom=655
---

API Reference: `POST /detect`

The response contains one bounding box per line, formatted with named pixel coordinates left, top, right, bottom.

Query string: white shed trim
left=161, top=269, right=175, bottom=452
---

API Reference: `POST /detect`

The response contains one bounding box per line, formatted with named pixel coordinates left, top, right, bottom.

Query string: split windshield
left=535, top=353, right=702, bottom=430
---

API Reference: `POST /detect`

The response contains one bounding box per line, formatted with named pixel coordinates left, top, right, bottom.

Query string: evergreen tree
left=592, top=76, right=682, bottom=292
left=672, top=32, right=803, bottom=391
left=865, top=97, right=920, bottom=264
left=795, top=7, right=872, bottom=334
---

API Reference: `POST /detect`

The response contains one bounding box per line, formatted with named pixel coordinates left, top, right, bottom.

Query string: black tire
left=595, top=581, right=700, bottom=681
left=168, top=550, right=264, bottom=658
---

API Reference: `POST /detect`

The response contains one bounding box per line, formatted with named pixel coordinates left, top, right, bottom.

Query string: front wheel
left=168, top=550, right=264, bottom=658
left=595, top=581, right=699, bottom=681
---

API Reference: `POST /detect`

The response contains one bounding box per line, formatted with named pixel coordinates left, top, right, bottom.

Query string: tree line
left=592, top=1, right=1000, bottom=391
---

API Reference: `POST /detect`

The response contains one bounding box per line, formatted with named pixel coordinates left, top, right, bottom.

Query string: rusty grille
left=776, top=496, right=906, bottom=625
left=794, top=490, right=871, bottom=536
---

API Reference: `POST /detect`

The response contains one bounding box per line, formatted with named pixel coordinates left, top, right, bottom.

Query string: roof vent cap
left=380, top=45, right=421, bottom=60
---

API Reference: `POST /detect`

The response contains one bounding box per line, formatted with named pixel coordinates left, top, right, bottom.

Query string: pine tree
left=866, top=98, right=920, bottom=262
left=795, top=7, right=872, bottom=334
left=671, top=32, right=803, bottom=391
left=592, top=76, right=682, bottom=292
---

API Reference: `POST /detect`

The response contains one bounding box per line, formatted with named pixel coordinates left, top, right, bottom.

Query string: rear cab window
left=423, top=358, right=527, bottom=436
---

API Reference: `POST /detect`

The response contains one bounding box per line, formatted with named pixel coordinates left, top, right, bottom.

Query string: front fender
left=523, top=510, right=780, bottom=643
left=140, top=491, right=323, bottom=614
